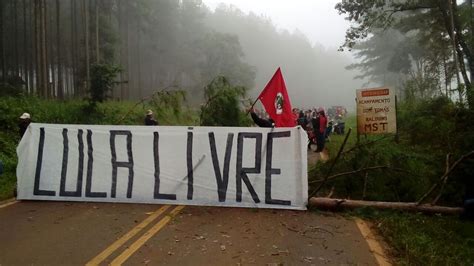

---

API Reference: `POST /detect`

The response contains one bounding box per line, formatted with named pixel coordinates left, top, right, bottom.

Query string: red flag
left=258, top=68, right=296, bottom=127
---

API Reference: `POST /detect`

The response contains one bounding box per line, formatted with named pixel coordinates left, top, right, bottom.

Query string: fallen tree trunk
left=309, top=197, right=463, bottom=215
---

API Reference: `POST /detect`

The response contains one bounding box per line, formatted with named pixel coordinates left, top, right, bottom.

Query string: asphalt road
left=0, top=199, right=381, bottom=265
left=0, top=151, right=387, bottom=265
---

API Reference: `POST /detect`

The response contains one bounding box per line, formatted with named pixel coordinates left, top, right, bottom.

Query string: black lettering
left=153, top=132, right=176, bottom=200
left=265, top=131, right=291, bottom=205
left=364, top=124, right=372, bottom=132
left=59, top=129, right=84, bottom=197
left=110, top=130, right=134, bottom=198
left=33, top=127, right=56, bottom=196
left=236, top=133, right=261, bottom=203
left=381, top=122, right=388, bottom=131
left=209, top=132, right=234, bottom=202
left=186, top=129, right=193, bottom=200
left=85, top=130, right=106, bottom=198
left=372, top=123, right=379, bottom=131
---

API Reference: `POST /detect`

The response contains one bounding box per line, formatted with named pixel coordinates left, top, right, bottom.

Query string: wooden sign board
left=356, top=87, right=396, bottom=134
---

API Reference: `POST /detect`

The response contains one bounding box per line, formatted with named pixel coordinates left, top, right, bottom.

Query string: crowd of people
left=249, top=106, right=346, bottom=153
left=14, top=107, right=341, bottom=154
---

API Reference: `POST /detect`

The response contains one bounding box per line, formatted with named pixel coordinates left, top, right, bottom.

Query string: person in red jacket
left=311, top=108, right=327, bottom=153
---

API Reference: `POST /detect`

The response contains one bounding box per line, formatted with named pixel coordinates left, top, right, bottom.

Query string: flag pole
left=246, top=97, right=259, bottom=115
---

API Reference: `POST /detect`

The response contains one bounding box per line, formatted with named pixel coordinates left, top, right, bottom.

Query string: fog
left=0, top=0, right=368, bottom=110
left=203, top=1, right=367, bottom=110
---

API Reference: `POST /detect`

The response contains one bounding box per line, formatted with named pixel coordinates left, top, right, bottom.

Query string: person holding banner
left=249, top=108, right=274, bottom=128
left=18, top=112, right=31, bottom=138
left=144, top=110, right=159, bottom=126
left=248, top=68, right=297, bottom=128
left=297, top=111, right=308, bottom=128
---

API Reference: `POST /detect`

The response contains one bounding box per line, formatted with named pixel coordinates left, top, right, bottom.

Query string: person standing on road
left=312, top=108, right=327, bottom=153
left=297, top=111, right=308, bottom=129
left=144, top=110, right=159, bottom=126
left=19, top=113, right=32, bottom=138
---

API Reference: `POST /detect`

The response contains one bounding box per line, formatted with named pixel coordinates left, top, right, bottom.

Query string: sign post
left=356, top=87, right=397, bottom=135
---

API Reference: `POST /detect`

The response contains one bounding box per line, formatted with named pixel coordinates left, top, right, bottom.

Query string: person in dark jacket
left=249, top=108, right=274, bottom=128
left=19, top=113, right=32, bottom=138
left=144, top=110, right=158, bottom=126
left=325, top=120, right=334, bottom=140
left=297, top=111, right=307, bottom=129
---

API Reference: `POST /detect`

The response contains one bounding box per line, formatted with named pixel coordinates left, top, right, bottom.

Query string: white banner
left=16, top=124, right=308, bottom=210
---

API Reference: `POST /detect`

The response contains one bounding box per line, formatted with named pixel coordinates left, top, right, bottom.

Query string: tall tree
left=95, top=0, right=99, bottom=63
left=1, top=0, right=268, bottom=103
left=83, top=0, right=90, bottom=94
left=41, top=0, right=48, bottom=97
left=35, top=0, right=41, bottom=95
left=23, top=0, right=29, bottom=91
left=0, top=0, right=5, bottom=82
left=136, top=10, right=142, bottom=98
left=56, top=0, right=63, bottom=99
left=13, top=0, right=19, bottom=77
left=118, top=0, right=129, bottom=100
left=71, top=0, right=78, bottom=97
left=47, top=0, right=55, bottom=98
left=335, top=0, right=474, bottom=108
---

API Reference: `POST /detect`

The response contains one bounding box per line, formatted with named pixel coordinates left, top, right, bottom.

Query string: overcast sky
left=202, top=0, right=350, bottom=49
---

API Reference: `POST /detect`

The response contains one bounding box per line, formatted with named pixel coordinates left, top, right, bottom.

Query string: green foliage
left=197, top=31, right=256, bottom=89
left=199, top=76, right=251, bottom=127
left=105, top=0, right=258, bottom=101
left=89, top=63, right=122, bottom=103
left=404, top=75, right=442, bottom=102
left=147, top=89, right=198, bottom=125
left=352, top=209, right=474, bottom=265
left=0, top=96, right=197, bottom=200
left=312, top=136, right=437, bottom=202
left=311, top=97, right=473, bottom=265
left=336, top=0, right=474, bottom=108
left=310, top=96, right=474, bottom=205
left=336, top=1, right=449, bottom=51
left=0, top=80, right=24, bottom=97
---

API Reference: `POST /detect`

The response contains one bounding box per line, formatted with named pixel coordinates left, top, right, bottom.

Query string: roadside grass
left=0, top=173, right=16, bottom=200
left=315, top=115, right=474, bottom=265
left=352, top=208, right=474, bottom=265
left=0, top=96, right=198, bottom=200
left=325, top=115, right=358, bottom=155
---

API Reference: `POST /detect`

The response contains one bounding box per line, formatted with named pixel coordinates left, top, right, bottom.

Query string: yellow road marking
left=110, top=205, right=185, bottom=266
left=355, top=218, right=392, bottom=266
left=0, top=200, right=17, bottom=209
left=86, top=205, right=171, bottom=266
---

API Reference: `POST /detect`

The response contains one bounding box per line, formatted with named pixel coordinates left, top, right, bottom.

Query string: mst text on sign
left=356, top=87, right=396, bottom=134
left=16, top=124, right=308, bottom=210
